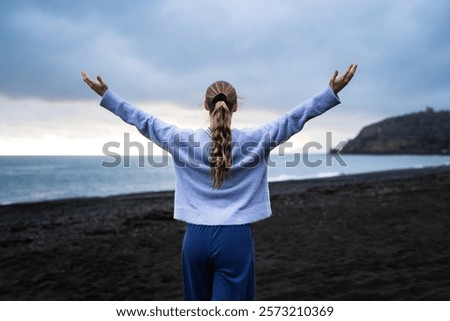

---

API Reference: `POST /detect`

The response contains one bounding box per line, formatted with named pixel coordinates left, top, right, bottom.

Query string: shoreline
left=1, top=164, right=448, bottom=208
left=1, top=165, right=449, bottom=300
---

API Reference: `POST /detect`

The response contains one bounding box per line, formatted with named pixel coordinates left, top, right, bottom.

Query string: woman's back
left=171, top=127, right=273, bottom=225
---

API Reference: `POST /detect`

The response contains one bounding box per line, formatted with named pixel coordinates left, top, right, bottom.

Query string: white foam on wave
left=269, top=171, right=343, bottom=182
left=269, top=174, right=303, bottom=182
left=315, top=171, right=343, bottom=178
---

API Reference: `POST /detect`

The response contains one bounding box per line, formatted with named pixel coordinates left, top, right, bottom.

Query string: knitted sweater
left=100, top=86, right=340, bottom=225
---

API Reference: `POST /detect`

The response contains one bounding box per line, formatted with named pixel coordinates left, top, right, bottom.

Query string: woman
left=81, top=64, right=357, bottom=300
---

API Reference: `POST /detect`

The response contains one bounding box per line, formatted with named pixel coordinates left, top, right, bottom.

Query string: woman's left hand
left=81, top=71, right=109, bottom=97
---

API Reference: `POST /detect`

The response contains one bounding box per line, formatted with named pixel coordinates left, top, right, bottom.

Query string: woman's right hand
left=329, top=64, right=358, bottom=95
left=81, top=71, right=109, bottom=97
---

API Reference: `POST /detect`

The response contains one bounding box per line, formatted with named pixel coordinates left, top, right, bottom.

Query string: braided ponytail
left=205, top=81, right=238, bottom=189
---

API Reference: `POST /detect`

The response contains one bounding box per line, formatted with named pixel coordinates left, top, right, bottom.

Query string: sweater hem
left=173, top=210, right=272, bottom=225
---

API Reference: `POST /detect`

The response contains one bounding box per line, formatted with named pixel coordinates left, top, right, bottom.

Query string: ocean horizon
left=1, top=154, right=449, bottom=205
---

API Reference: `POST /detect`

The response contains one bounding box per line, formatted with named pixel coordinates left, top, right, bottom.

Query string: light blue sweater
left=100, top=86, right=340, bottom=225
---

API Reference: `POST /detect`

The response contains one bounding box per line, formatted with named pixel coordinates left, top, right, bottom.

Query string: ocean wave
left=268, top=174, right=303, bottom=182
left=315, top=171, right=343, bottom=178
left=269, top=171, right=343, bottom=182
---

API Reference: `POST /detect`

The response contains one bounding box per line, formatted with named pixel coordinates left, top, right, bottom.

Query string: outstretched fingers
left=97, top=75, right=106, bottom=86
left=81, top=70, right=95, bottom=87
left=329, top=63, right=358, bottom=94
left=80, top=70, right=108, bottom=96
left=329, top=70, right=339, bottom=84
left=343, top=64, right=358, bottom=83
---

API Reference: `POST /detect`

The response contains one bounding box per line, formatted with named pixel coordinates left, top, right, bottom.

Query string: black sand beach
left=0, top=166, right=449, bottom=300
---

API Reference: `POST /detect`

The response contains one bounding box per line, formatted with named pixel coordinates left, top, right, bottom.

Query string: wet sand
left=0, top=166, right=449, bottom=300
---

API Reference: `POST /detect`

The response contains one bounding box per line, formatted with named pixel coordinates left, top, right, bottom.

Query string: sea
left=1, top=154, right=449, bottom=205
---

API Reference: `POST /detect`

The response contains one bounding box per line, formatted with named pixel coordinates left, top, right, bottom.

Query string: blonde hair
left=204, top=81, right=238, bottom=189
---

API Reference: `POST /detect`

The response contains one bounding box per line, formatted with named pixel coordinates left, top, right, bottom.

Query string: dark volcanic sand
left=0, top=166, right=449, bottom=300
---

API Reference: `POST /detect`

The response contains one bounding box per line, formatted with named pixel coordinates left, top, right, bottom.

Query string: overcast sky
left=1, top=0, right=449, bottom=155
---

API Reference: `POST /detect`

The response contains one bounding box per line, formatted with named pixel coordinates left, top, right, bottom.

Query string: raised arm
left=80, top=70, right=179, bottom=152
left=258, top=64, right=358, bottom=150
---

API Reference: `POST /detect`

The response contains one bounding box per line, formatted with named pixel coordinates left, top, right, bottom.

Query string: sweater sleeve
left=100, top=89, right=178, bottom=151
left=257, top=86, right=341, bottom=151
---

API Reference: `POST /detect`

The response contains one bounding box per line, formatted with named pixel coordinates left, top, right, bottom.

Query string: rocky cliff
left=339, top=108, right=450, bottom=154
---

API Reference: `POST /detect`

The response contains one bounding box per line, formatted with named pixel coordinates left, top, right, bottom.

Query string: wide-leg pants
left=182, top=224, right=255, bottom=301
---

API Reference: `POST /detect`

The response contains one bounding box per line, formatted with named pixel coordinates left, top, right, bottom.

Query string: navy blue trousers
left=182, top=224, right=255, bottom=301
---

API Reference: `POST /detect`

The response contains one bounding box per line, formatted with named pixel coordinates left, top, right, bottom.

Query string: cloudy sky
left=1, top=0, right=449, bottom=155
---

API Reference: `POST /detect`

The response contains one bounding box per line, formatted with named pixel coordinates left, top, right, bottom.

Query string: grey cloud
left=0, top=0, right=449, bottom=120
